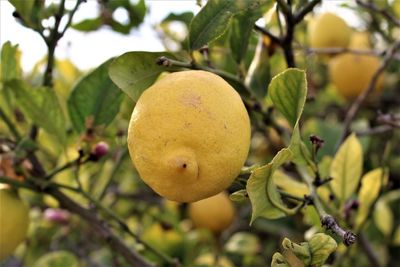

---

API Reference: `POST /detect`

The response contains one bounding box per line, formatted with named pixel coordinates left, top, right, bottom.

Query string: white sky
left=0, top=0, right=359, bottom=72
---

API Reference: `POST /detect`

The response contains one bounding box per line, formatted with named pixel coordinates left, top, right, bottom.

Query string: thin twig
left=253, top=24, right=282, bottom=45
left=356, top=125, right=395, bottom=137
left=356, top=0, right=400, bottom=27
left=294, top=0, right=321, bottom=23
left=358, top=233, right=382, bottom=267
left=337, top=40, right=400, bottom=147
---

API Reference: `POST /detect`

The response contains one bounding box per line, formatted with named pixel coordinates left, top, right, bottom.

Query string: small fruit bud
left=44, top=208, right=71, bottom=224
left=90, top=141, right=109, bottom=161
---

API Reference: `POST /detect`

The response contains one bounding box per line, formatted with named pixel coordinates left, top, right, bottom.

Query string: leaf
left=274, top=170, right=309, bottom=198
left=162, top=12, right=194, bottom=27
left=247, top=148, right=294, bottom=224
left=189, top=0, right=271, bottom=50
left=393, top=226, right=400, bottom=245
left=1, top=41, right=22, bottom=82
left=355, top=168, right=387, bottom=229
left=9, top=80, right=66, bottom=142
left=289, top=126, right=313, bottom=166
left=109, top=51, right=180, bottom=102
left=229, top=189, right=248, bottom=202
left=244, top=37, right=271, bottom=99
left=68, top=59, right=123, bottom=133
left=268, top=68, right=307, bottom=128
left=8, top=0, right=35, bottom=25
left=281, top=234, right=337, bottom=267
left=330, top=133, right=363, bottom=205
left=271, top=253, right=291, bottom=267
left=230, top=12, right=258, bottom=64
left=373, top=199, right=393, bottom=237
left=72, top=17, right=102, bottom=32
left=307, top=233, right=337, bottom=266
left=32, top=251, right=78, bottom=267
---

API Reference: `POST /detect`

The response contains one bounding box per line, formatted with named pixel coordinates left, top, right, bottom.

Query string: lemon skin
left=128, top=70, right=251, bottom=202
left=328, top=54, right=383, bottom=99
left=188, top=192, right=235, bottom=234
left=0, top=188, right=30, bottom=261
left=308, top=13, right=351, bottom=49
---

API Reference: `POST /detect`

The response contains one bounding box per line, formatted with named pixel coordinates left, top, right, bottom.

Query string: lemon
left=142, top=223, right=183, bottom=257
left=128, top=70, right=251, bottom=202
left=308, top=13, right=351, bottom=49
left=0, top=188, right=30, bottom=261
left=194, top=253, right=235, bottom=267
left=349, top=31, right=371, bottom=49
left=188, top=192, right=235, bottom=234
left=328, top=53, right=383, bottom=99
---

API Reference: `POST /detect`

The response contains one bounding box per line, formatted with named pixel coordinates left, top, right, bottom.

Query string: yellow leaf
left=393, top=226, right=400, bottom=246
left=330, top=133, right=363, bottom=205
left=274, top=170, right=309, bottom=198
left=355, top=168, right=387, bottom=230
left=373, top=200, right=393, bottom=237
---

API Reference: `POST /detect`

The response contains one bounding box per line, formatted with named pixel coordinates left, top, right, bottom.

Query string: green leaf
left=229, top=189, right=248, bottom=202
left=8, top=0, right=35, bottom=24
left=268, top=68, right=307, bottom=128
left=9, top=80, right=66, bottom=142
left=109, top=52, right=180, bottom=102
left=189, top=0, right=271, bottom=50
left=225, top=232, right=260, bottom=255
left=33, top=251, right=79, bottom=267
left=68, top=59, right=123, bottom=133
left=274, top=170, right=309, bottom=198
left=72, top=17, right=102, bottom=32
left=162, top=12, right=194, bottom=27
left=230, top=13, right=258, bottom=64
left=247, top=148, right=294, bottom=224
left=307, top=233, right=337, bottom=266
left=281, top=234, right=337, bottom=267
left=355, top=168, right=387, bottom=229
left=1, top=41, right=22, bottom=82
left=289, top=126, right=313, bottom=166
left=244, top=38, right=271, bottom=99
left=373, top=199, right=393, bottom=237
left=302, top=118, right=343, bottom=159
left=271, top=253, right=291, bottom=267
left=330, top=133, right=363, bottom=205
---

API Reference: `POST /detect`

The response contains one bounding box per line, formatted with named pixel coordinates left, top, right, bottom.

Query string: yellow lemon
left=328, top=53, right=383, bottom=99
left=194, top=253, right=235, bottom=267
left=0, top=188, right=30, bottom=261
left=128, top=70, right=250, bottom=202
left=349, top=31, right=371, bottom=49
left=142, top=223, right=183, bottom=257
left=188, top=192, right=235, bottom=234
left=308, top=13, right=351, bottom=48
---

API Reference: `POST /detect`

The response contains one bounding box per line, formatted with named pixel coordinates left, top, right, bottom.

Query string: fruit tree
left=0, top=0, right=399, bottom=267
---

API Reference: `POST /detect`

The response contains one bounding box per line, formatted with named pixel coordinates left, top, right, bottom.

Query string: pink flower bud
left=44, top=208, right=71, bottom=224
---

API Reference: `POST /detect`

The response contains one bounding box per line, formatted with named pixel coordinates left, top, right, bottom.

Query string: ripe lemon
left=188, top=192, right=235, bottom=234
left=328, top=53, right=383, bottom=99
left=308, top=13, right=351, bottom=48
left=0, top=188, right=30, bottom=261
left=127, top=70, right=251, bottom=202
left=349, top=31, right=371, bottom=49
left=142, top=223, right=183, bottom=257
left=194, top=253, right=235, bottom=267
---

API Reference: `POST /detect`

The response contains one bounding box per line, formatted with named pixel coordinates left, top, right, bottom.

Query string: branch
left=253, top=24, right=282, bottom=45
left=358, top=232, right=382, bottom=267
left=294, top=0, right=321, bottom=23
left=303, top=46, right=383, bottom=57
left=49, top=189, right=156, bottom=267
left=337, top=39, right=400, bottom=146
left=356, top=125, right=395, bottom=137
left=356, top=0, right=400, bottom=27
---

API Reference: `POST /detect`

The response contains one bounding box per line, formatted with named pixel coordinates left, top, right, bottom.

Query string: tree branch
left=337, top=40, right=400, bottom=146
left=356, top=0, right=400, bottom=27
left=294, top=0, right=321, bottom=24
left=253, top=24, right=282, bottom=45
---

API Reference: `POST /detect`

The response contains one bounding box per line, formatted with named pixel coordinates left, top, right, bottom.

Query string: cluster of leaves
left=1, top=0, right=400, bottom=266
